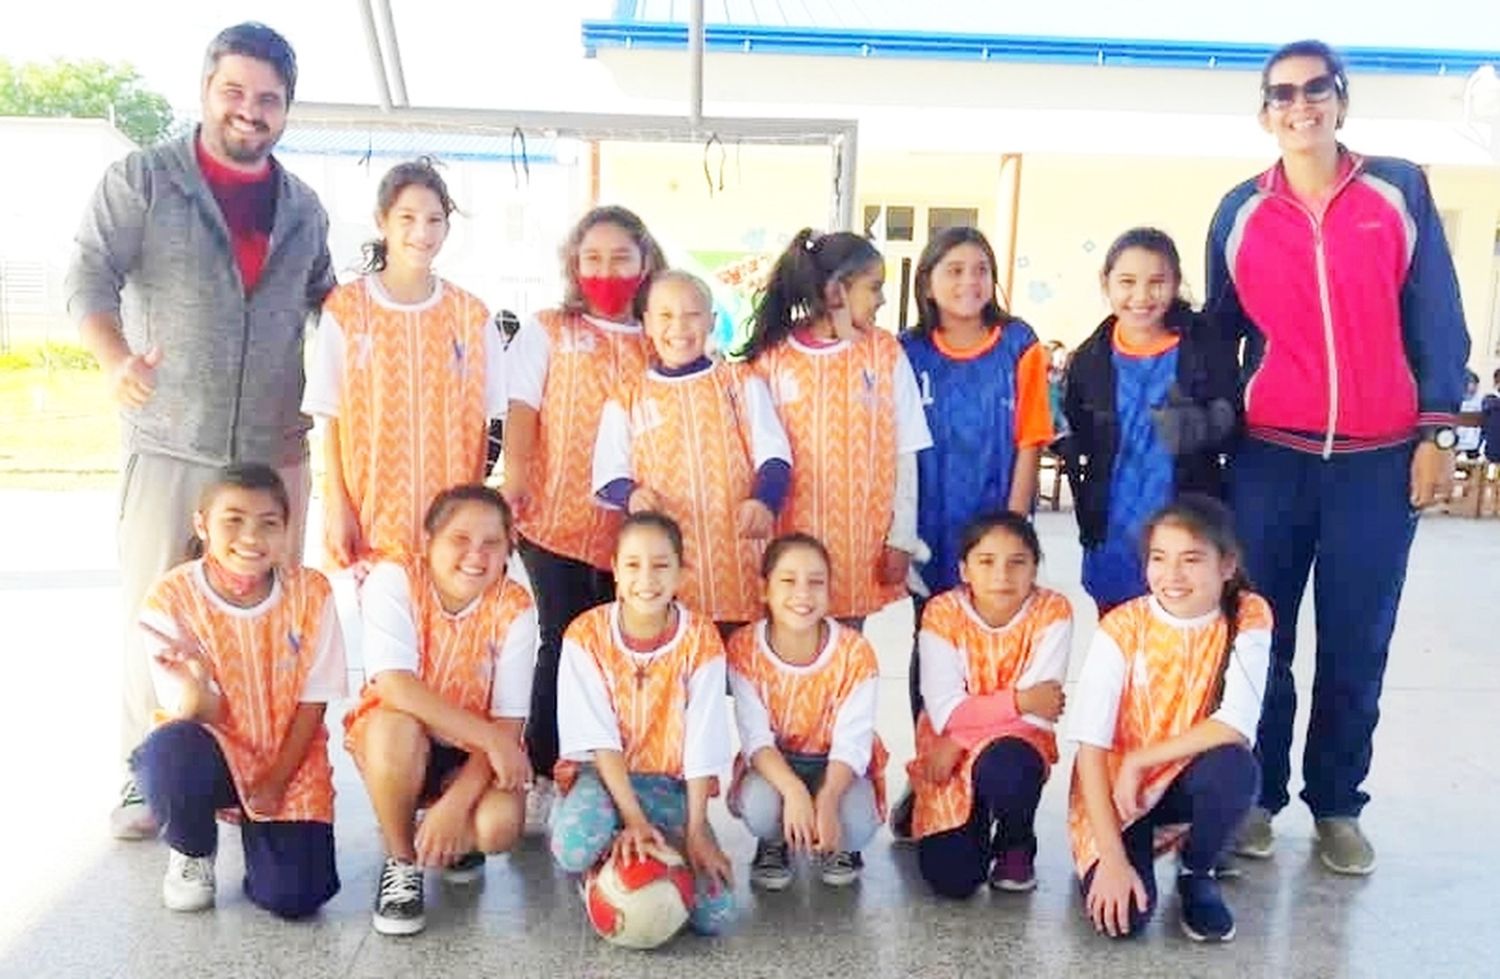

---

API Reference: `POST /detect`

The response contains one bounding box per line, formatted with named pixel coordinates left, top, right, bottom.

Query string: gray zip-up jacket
left=65, top=133, right=334, bottom=468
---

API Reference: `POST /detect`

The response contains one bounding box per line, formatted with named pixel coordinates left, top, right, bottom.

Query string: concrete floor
left=1, top=491, right=1497, bottom=978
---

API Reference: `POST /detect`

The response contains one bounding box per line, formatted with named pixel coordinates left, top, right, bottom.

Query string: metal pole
left=356, top=0, right=393, bottom=112
left=374, top=0, right=410, bottom=107
left=831, top=125, right=858, bottom=231
left=688, top=0, right=705, bottom=128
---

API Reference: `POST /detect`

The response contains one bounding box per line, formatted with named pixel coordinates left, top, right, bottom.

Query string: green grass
left=0, top=358, right=119, bottom=489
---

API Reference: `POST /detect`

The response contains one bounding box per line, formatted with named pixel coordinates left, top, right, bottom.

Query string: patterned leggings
left=550, top=768, right=735, bottom=935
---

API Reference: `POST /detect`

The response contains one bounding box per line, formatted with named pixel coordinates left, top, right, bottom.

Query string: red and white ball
left=584, top=842, right=696, bottom=949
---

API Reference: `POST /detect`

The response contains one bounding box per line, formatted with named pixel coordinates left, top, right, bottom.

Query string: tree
left=0, top=58, right=173, bottom=146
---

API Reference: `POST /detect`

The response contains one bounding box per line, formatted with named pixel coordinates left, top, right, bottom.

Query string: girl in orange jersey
left=503, top=206, right=667, bottom=829
left=593, top=270, right=792, bottom=632
left=344, top=486, right=537, bottom=937
left=726, top=534, right=886, bottom=891
left=303, top=159, right=506, bottom=572
left=736, top=229, right=932, bottom=625
left=550, top=512, right=735, bottom=937
left=132, top=464, right=346, bottom=919
left=1069, top=495, right=1270, bottom=943
left=908, top=513, right=1071, bottom=898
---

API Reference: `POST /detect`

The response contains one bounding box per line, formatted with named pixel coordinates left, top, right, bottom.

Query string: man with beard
left=65, top=22, right=335, bottom=839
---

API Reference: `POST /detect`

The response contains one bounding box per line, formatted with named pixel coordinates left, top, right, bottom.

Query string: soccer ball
left=583, top=842, right=696, bottom=949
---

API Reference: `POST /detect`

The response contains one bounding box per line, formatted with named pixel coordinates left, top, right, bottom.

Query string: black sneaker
left=750, top=840, right=793, bottom=891
left=1178, top=871, right=1236, bottom=943
left=889, top=790, right=915, bottom=844
left=373, top=857, right=425, bottom=936
left=442, top=851, right=485, bottom=885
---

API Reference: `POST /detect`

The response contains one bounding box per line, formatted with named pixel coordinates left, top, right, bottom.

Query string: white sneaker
left=111, top=778, right=158, bottom=841
left=524, top=777, right=555, bottom=836
left=162, top=848, right=216, bottom=912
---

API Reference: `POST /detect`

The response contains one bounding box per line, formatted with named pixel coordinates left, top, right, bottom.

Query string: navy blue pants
left=132, top=721, right=340, bottom=920
left=916, top=738, right=1047, bottom=899
left=1080, top=744, right=1258, bottom=937
left=1231, top=438, right=1418, bottom=818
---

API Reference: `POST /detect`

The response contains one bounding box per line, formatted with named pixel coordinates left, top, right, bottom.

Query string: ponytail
left=1211, top=568, right=1252, bottom=711
left=737, top=229, right=882, bottom=360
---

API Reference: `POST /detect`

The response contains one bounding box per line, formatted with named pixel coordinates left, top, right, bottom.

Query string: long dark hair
left=559, top=205, right=668, bottom=322
left=737, top=229, right=883, bottom=360
left=909, top=226, right=1011, bottom=337
left=1142, top=494, right=1251, bottom=711
left=1101, top=227, right=1195, bottom=329
left=361, top=157, right=457, bottom=274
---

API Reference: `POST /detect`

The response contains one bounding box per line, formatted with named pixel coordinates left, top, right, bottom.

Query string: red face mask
left=577, top=274, right=644, bottom=321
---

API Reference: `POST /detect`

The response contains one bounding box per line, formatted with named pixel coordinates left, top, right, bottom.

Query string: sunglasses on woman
left=1262, top=73, right=1340, bottom=109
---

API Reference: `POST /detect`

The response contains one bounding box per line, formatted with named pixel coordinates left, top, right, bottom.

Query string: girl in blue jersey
left=1062, top=228, right=1240, bottom=616
left=890, top=227, right=1053, bottom=839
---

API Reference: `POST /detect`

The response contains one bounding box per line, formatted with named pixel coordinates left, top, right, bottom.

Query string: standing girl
left=592, top=270, right=792, bottom=632
left=132, top=464, right=346, bottom=919
left=549, top=512, right=735, bottom=937
left=908, top=513, right=1071, bottom=898
left=737, top=229, right=932, bottom=625
left=726, top=534, right=886, bottom=890
left=503, top=206, right=666, bottom=828
left=1063, top=228, right=1240, bottom=616
left=344, top=486, right=536, bottom=936
left=303, top=158, right=506, bottom=571
left=1068, top=495, right=1270, bottom=942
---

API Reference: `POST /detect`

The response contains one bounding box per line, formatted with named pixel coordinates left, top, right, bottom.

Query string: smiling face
left=194, top=487, right=287, bottom=580
left=200, top=54, right=288, bottom=167
left=644, top=276, right=712, bottom=368
left=378, top=184, right=449, bottom=275
left=1260, top=54, right=1344, bottom=156
left=613, top=523, right=682, bottom=621
left=1103, top=246, right=1176, bottom=336
left=827, top=260, right=886, bottom=338
left=426, top=501, right=510, bottom=612
left=763, top=543, right=831, bottom=633
left=1145, top=521, right=1236, bottom=619
left=927, top=242, right=995, bottom=324
left=959, top=526, right=1038, bottom=626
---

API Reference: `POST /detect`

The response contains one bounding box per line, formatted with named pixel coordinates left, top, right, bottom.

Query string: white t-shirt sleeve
left=1012, top=617, right=1073, bottom=730
left=918, top=629, right=971, bottom=735
left=482, top=315, right=508, bottom=419
left=1067, top=630, right=1128, bottom=749
left=505, top=314, right=552, bottom=410
left=886, top=450, right=920, bottom=553
left=742, top=375, right=791, bottom=468
left=827, top=677, right=878, bottom=774
left=893, top=348, right=935, bottom=453
left=299, top=596, right=349, bottom=703
left=489, top=604, right=538, bottom=719
left=728, top=668, right=777, bottom=760
left=681, top=655, right=732, bottom=781
left=557, top=638, right=622, bottom=759
left=300, top=310, right=345, bottom=418
left=1210, top=624, right=1271, bottom=744
left=358, top=563, right=422, bottom=679
left=591, top=399, right=634, bottom=503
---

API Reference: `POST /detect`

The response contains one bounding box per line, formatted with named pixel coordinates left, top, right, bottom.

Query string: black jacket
left=1062, top=308, right=1241, bottom=548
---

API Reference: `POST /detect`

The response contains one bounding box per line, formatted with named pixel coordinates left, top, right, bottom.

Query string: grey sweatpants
left=116, top=451, right=309, bottom=764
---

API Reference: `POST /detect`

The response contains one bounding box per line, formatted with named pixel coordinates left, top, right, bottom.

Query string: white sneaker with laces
left=111, top=778, right=158, bottom=841
left=162, top=848, right=216, bottom=912
left=524, top=777, right=555, bottom=836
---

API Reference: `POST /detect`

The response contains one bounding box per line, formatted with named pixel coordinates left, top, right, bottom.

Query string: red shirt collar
left=195, top=136, right=272, bottom=187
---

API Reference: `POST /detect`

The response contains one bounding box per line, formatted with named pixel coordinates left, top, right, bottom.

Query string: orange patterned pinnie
left=141, top=563, right=339, bottom=823
left=322, top=277, right=492, bottom=567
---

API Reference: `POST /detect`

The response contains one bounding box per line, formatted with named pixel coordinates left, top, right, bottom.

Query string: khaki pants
left=117, top=452, right=309, bottom=764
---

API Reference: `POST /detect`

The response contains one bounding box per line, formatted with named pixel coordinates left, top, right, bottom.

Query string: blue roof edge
left=580, top=20, right=1500, bottom=74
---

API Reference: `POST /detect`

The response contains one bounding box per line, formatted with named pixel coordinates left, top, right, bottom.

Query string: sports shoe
left=988, top=849, right=1037, bottom=892
left=819, top=850, right=861, bottom=887
left=1315, top=817, right=1376, bottom=876
left=888, top=790, right=915, bottom=844
left=524, top=777, right=555, bottom=836
left=111, top=778, right=158, bottom=841
left=162, top=848, right=216, bottom=912
left=372, top=858, right=426, bottom=936
left=442, top=850, right=485, bottom=885
left=1232, top=806, right=1274, bottom=860
left=1177, top=871, right=1236, bottom=943
left=749, top=839, right=793, bottom=891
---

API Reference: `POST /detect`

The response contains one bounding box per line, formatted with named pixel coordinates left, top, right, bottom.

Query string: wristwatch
left=1423, top=426, right=1458, bottom=450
